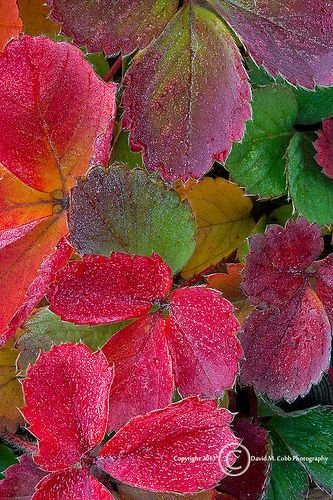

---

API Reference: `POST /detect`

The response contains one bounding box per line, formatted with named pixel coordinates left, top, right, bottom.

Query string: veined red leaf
left=98, top=398, right=240, bottom=493
left=315, top=254, right=333, bottom=324
left=166, top=287, right=241, bottom=398
left=102, top=313, right=174, bottom=431
left=0, top=214, right=69, bottom=347
left=239, top=288, right=331, bottom=402
left=314, top=118, right=333, bottom=179
left=220, top=419, right=270, bottom=499
left=0, top=35, right=116, bottom=193
left=33, top=468, right=114, bottom=500
left=122, top=2, right=251, bottom=182
left=22, top=343, right=114, bottom=471
left=242, top=218, right=323, bottom=306
left=209, top=0, right=333, bottom=88
left=48, top=253, right=172, bottom=324
left=0, top=0, right=22, bottom=51
left=48, top=0, right=178, bottom=55
left=0, top=454, right=46, bottom=499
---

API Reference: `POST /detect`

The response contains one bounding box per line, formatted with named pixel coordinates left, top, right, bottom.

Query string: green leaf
left=17, top=307, right=129, bottom=371
left=286, top=132, right=333, bottom=224
left=225, top=85, right=297, bottom=197
left=267, top=204, right=294, bottom=225
left=237, top=214, right=266, bottom=262
left=69, top=165, right=196, bottom=274
left=0, top=444, right=17, bottom=479
left=111, top=129, right=144, bottom=169
left=247, top=58, right=333, bottom=125
left=265, top=431, right=308, bottom=500
left=85, top=52, right=110, bottom=78
left=265, top=407, right=333, bottom=492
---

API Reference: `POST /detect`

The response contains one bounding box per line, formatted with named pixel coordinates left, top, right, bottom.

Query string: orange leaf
left=0, top=0, right=22, bottom=51
left=18, top=0, right=60, bottom=36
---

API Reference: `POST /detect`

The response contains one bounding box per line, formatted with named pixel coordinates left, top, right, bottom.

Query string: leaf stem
left=1, top=433, right=38, bottom=454
left=103, top=55, right=122, bottom=82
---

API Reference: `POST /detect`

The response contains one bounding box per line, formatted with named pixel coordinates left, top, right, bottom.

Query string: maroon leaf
left=33, top=468, right=114, bottom=500
left=315, top=254, right=333, bottom=324
left=122, top=2, right=251, bottom=182
left=48, top=0, right=178, bottom=55
left=220, top=419, right=270, bottom=499
left=210, top=0, right=333, bottom=88
left=0, top=454, right=46, bottom=499
left=239, top=287, right=331, bottom=402
left=314, top=118, right=333, bottom=179
left=102, top=313, right=174, bottom=431
left=98, top=397, right=240, bottom=493
left=47, top=253, right=173, bottom=324
left=242, top=218, right=323, bottom=306
left=22, top=343, right=113, bottom=471
left=166, top=287, right=242, bottom=397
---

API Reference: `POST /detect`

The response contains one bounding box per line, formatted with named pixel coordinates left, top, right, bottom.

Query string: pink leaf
left=0, top=454, right=46, bottom=499
left=47, top=253, right=173, bottom=324
left=102, top=313, right=174, bottom=431
left=22, top=343, right=113, bottom=471
left=33, top=468, right=114, bottom=500
left=242, top=218, right=323, bottom=306
left=122, top=3, right=251, bottom=182
left=48, top=0, right=178, bottom=55
left=210, top=0, right=333, bottom=88
left=166, top=287, right=241, bottom=397
left=239, top=288, right=331, bottom=402
left=314, top=118, right=333, bottom=179
left=98, top=397, right=240, bottom=494
left=315, top=254, right=333, bottom=324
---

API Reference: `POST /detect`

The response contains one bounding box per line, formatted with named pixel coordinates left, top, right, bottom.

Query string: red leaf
left=210, top=0, right=333, bottom=88
left=315, top=254, right=333, bottom=324
left=48, top=0, right=178, bottom=55
left=314, top=118, right=333, bottom=179
left=102, top=313, right=174, bottom=431
left=166, top=287, right=241, bottom=397
left=22, top=343, right=113, bottom=471
left=239, top=288, right=331, bottom=402
left=0, top=235, right=73, bottom=348
left=48, top=253, right=173, bottom=324
left=33, top=468, right=114, bottom=500
left=122, top=3, right=251, bottom=182
left=0, top=0, right=22, bottom=51
left=220, top=419, right=270, bottom=500
left=242, top=218, right=323, bottom=306
left=0, top=454, right=46, bottom=499
left=0, top=214, right=69, bottom=347
left=98, top=397, right=240, bottom=494
left=0, top=35, right=116, bottom=193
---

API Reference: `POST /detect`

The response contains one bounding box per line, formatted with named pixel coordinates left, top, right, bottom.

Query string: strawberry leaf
left=166, top=287, right=241, bottom=397
left=265, top=406, right=333, bottom=492
left=220, top=419, right=270, bottom=499
left=240, top=218, right=332, bottom=402
left=122, top=3, right=251, bottom=182
left=225, top=85, right=297, bottom=197
left=0, top=454, right=46, bottom=499
left=98, top=397, right=240, bottom=493
left=33, top=468, right=114, bottom=500
left=68, top=166, right=195, bottom=274
left=22, top=343, right=113, bottom=471
left=242, top=218, right=323, bottom=307
left=47, top=253, right=172, bottom=324
left=102, top=313, right=174, bottom=431
left=0, top=0, right=22, bottom=50
left=17, top=308, right=129, bottom=371
left=286, top=132, right=333, bottom=225
left=48, top=0, right=178, bottom=55
left=315, top=255, right=333, bottom=324
left=210, top=0, right=333, bottom=88
left=314, top=118, right=333, bottom=179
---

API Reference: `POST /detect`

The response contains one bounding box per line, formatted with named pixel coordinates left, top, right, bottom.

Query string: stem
left=103, top=55, right=122, bottom=82
left=1, top=433, right=38, bottom=453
